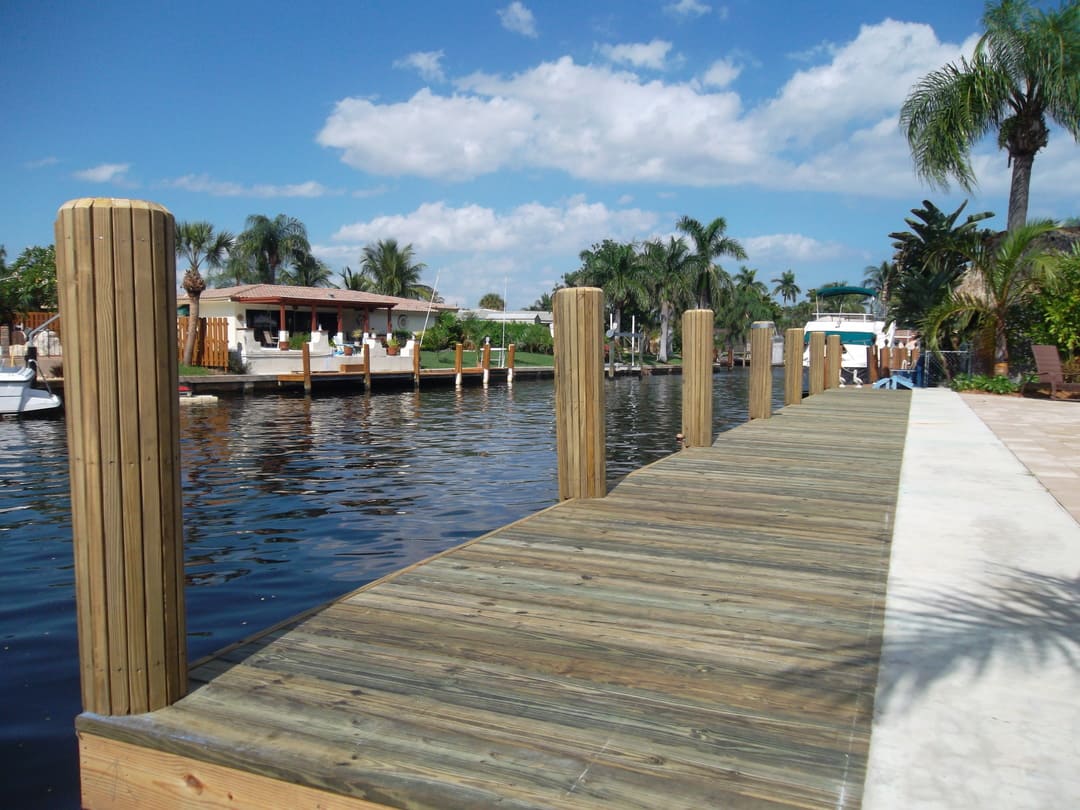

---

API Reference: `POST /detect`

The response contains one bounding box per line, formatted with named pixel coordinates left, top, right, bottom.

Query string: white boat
left=1, top=314, right=63, bottom=416
left=0, top=365, right=62, bottom=415
left=802, top=285, right=892, bottom=385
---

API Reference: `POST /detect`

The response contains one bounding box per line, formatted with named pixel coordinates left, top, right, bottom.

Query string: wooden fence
left=19, top=311, right=61, bottom=337
left=177, top=317, right=229, bottom=369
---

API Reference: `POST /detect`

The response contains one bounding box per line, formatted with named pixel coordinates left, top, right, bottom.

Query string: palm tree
left=901, top=0, right=1080, bottom=232
left=340, top=266, right=372, bottom=291
left=641, top=237, right=693, bottom=362
left=525, top=292, right=555, bottom=311
left=770, top=269, right=800, bottom=305
left=923, top=220, right=1058, bottom=375
left=862, top=261, right=898, bottom=302
left=889, top=200, right=995, bottom=326
left=234, top=214, right=310, bottom=285
left=359, top=239, right=428, bottom=298
left=676, top=215, right=747, bottom=309
left=577, top=240, right=647, bottom=337
left=282, top=250, right=333, bottom=287
left=478, top=293, right=505, bottom=310
left=719, top=267, right=776, bottom=367
left=176, top=221, right=234, bottom=366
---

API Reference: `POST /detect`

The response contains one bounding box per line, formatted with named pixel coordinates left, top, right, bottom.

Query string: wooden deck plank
left=79, top=388, right=911, bottom=809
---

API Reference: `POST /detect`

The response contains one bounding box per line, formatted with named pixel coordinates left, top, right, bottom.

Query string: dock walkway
left=78, top=390, right=911, bottom=809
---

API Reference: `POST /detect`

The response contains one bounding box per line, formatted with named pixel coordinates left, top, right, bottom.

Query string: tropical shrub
left=947, top=373, right=1022, bottom=394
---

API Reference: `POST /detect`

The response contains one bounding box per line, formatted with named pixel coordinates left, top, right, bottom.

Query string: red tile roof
left=185, top=284, right=455, bottom=312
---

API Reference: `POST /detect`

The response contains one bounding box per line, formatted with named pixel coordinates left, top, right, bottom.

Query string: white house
left=182, top=284, right=456, bottom=374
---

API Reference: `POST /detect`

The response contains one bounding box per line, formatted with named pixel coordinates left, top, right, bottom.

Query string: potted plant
left=386, top=335, right=400, bottom=356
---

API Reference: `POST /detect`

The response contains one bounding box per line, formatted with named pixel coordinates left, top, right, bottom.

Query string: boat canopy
left=803, top=330, right=877, bottom=346
left=815, top=285, right=877, bottom=298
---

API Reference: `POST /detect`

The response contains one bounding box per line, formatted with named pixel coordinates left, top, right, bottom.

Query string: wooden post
left=808, top=332, right=826, bottom=395
left=412, top=340, right=421, bottom=386
left=784, top=327, right=803, bottom=406
left=363, top=343, right=371, bottom=391
left=482, top=342, right=491, bottom=387
left=507, top=343, right=516, bottom=385
left=826, top=334, right=842, bottom=389
left=869, top=343, right=879, bottom=383
left=553, top=287, right=606, bottom=500
left=682, top=309, right=714, bottom=446
left=55, top=198, right=186, bottom=715
left=301, top=342, right=312, bottom=396
left=749, top=321, right=773, bottom=420
left=454, top=342, right=464, bottom=388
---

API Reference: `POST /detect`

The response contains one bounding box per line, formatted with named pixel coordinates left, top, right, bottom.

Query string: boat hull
left=0, top=367, right=63, bottom=416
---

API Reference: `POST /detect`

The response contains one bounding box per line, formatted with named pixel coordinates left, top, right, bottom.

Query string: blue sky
left=3, top=0, right=1078, bottom=309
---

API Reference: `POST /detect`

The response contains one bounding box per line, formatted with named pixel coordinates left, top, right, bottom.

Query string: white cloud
left=597, top=40, right=673, bottom=70
left=743, top=233, right=852, bottom=264
left=754, top=21, right=978, bottom=148
left=74, top=163, right=131, bottom=183
left=165, top=174, right=341, bottom=198
left=498, top=2, right=537, bottom=38
left=318, top=89, right=534, bottom=180
left=331, top=196, right=658, bottom=254
left=25, top=156, right=58, bottom=169
left=319, top=20, right=997, bottom=198
left=664, top=0, right=711, bottom=18
left=701, top=58, right=740, bottom=88
left=394, top=50, right=445, bottom=83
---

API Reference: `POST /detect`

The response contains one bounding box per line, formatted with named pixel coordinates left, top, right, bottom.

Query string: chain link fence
left=920, top=350, right=973, bottom=387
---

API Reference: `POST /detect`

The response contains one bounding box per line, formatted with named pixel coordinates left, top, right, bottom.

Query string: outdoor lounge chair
left=1029, top=344, right=1080, bottom=397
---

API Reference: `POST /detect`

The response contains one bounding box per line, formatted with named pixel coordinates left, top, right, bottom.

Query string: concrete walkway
left=864, top=389, right=1080, bottom=809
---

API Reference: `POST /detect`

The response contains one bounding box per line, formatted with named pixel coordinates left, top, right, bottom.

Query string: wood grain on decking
left=79, top=388, right=910, bottom=809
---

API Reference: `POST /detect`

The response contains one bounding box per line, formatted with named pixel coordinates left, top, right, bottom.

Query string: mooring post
left=784, top=327, right=803, bottom=406
left=826, top=334, right=842, bottom=389
left=868, top=342, right=879, bottom=383
left=482, top=342, right=491, bottom=388
left=507, top=343, right=516, bottom=385
left=749, top=321, right=773, bottom=420
left=412, top=340, right=421, bottom=387
left=808, top=332, right=826, bottom=396
left=302, top=343, right=312, bottom=395
left=55, top=198, right=187, bottom=715
left=454, top=342, right=463, bottom=388
left=553, top=287, right=606, bottom=500
left=363, top=343, right=371, bottom=391
left=682, top=309, right=714, bottom=447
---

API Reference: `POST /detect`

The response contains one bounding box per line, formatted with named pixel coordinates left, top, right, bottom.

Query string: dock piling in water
left=55, top=198, right=187, bottom=715
left=808, top=331, right=826, bottom=396
left=784, top=327, right=804, bottom=406
left=749, top=321, right=773, bottom=420
left=826, top=334, right=842, bottom=389
left=681, top=309, right=714, bottom=446
left=553, top=287, right=606, bottom=500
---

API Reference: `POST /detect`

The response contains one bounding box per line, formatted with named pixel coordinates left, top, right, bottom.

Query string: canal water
left=1, top=369, right=784, bottom=808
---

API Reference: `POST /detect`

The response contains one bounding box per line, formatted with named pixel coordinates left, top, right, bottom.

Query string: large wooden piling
left=808, top=332, right=826, bottom=396
left=507, top=343, right=516, bottom=385
left=482, top=342, right=491, bottom=387
left=454, top=343, right=464, bottom=388
left=749, top=321, right=773, bottom=420
left=553, top=287, right=606, bottom=500
left=826, top=334, right=842, bottom=389
left=784, top=328, right=803, bottom=406
left=682, top=309, right=714, bottom=447
left=55, top=198, right=187, bottom=715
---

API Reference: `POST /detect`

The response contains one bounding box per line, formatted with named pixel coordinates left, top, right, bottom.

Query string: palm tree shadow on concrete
left=779, top=567, right=1079, bottom=712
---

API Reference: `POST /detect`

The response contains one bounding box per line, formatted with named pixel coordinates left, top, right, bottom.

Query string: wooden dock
left=77, top=389, right=911, bottom=809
